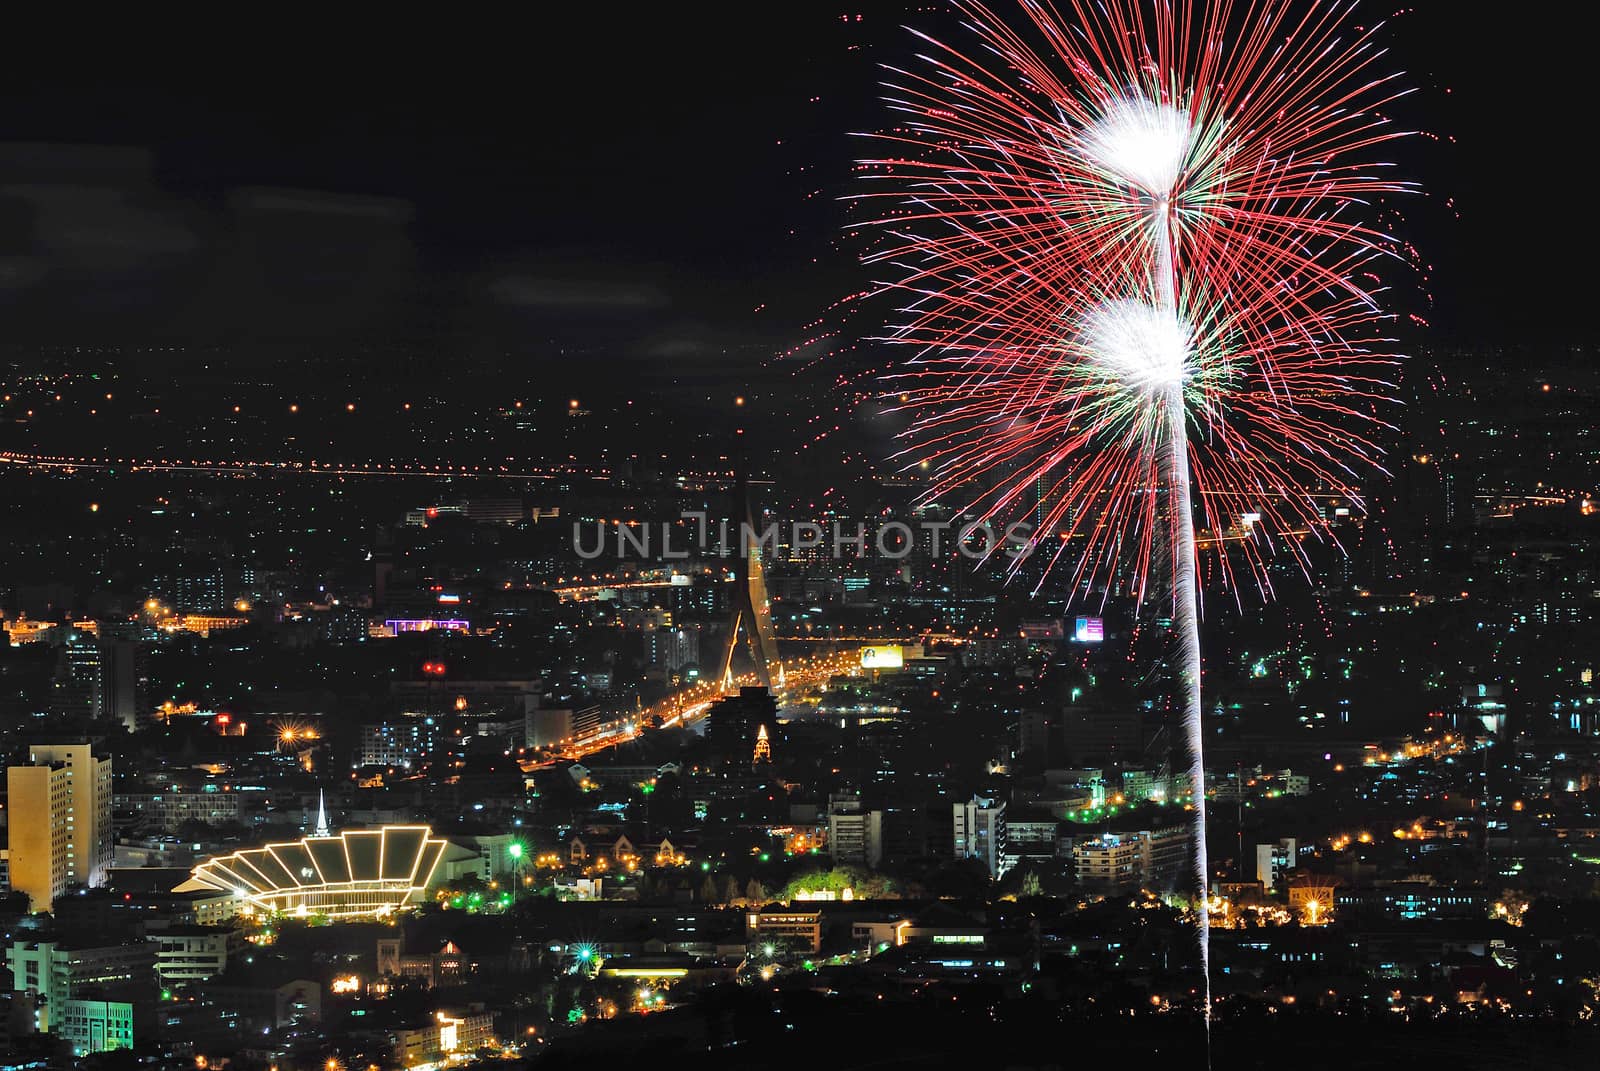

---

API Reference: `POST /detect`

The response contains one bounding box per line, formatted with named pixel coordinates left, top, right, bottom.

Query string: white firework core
left=1080, top=96, right=1192, bottom=196
left=1083, top=299, right=1192, bottom=396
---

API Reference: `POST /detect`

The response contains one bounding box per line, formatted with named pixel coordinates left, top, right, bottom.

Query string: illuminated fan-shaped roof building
left=175, top=825, right=449, bottom=920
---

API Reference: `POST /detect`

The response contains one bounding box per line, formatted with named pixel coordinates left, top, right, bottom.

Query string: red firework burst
left=862, top=0, right=1417, bottom=599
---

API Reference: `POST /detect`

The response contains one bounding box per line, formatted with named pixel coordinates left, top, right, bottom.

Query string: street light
left=508, top=841, right=526, bottom=893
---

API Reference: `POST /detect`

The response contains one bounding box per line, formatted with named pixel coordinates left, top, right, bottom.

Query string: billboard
left=1072, top=616, right=1104, bottom=644
left=859, top=645, right=905, bottom=670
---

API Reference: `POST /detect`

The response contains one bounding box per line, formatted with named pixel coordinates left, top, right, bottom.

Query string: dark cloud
left=488, top=274, right=670, bottom=312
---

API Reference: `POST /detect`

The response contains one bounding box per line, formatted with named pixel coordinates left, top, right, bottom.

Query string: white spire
left=314, top=788, right=331, bottom=838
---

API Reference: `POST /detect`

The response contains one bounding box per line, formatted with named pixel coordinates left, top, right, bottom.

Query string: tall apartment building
left=98, top=640, right=148, bottom=730
left=6, top=763, right=71, bottom=912
left=953, top=795, right=1008, bottom=877
left=1256, top=838, right=1299, bottom=892
left=53, top=630, right=103, bottom=719
left=6, top=744, right=113, bottom=912
left=827, top=795, right=884, bottom=869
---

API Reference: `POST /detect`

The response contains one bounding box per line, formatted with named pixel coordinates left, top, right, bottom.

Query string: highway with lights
left=521, top=646, right=865, bottom=770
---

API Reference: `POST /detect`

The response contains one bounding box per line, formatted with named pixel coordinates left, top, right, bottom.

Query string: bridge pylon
left=721, top=467, right=781, bottom=694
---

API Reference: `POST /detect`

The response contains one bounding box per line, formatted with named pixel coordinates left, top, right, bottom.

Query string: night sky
left=0, top=4, right=1590, bottom=363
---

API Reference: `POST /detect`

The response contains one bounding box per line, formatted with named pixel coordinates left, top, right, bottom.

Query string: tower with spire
left=313, top=789, right=331, bottom=838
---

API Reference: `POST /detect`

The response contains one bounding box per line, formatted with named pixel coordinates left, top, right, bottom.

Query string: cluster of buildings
left=0, top=355, right=1593, bottom=1064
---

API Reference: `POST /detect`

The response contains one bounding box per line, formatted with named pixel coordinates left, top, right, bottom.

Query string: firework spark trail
left=1100, top=104, right=1215, bottom=1029
left=1167, top=381, right=1210, bottom=1029
left=861, top=0, right=1417, bottom=1035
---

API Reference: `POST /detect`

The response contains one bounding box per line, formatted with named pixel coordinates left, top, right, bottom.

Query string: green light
left=508, top=842, right=524, bottom=860
left=640, top=783, right=655, bottom=795
left=759, top=852, right=769, bottom=862
left=160, top=989, right=172, bottom=1001
left=701, top=862, right=711, bottom=871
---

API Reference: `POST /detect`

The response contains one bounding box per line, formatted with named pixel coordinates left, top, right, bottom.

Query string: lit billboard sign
left=859, top=645, right=905, bottom=670
left=1072, top=616, right=1104, bottom=643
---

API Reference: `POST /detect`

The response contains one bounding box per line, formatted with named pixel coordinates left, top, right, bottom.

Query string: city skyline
left=0, top=4, right=1596, bottom=1070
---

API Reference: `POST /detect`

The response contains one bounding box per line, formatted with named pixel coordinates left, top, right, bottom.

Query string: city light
left=0, top=6, right=1580, bottom=1063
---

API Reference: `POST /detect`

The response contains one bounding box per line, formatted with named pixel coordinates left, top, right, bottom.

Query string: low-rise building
left=1073, top=826, right=1188, bottom=893
left=745, top=909, right=823, bottom=953
left=58, top=998, right=134, bottom=1058
left=391, top=1009, right=494, bottom=1065
left=149, top=926, right=239, bottom=982
left=115, top=790, right=248, bottom=833
left=3, top=939, right=154, bottom=1033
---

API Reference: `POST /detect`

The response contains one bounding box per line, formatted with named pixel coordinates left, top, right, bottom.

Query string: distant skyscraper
left=51, top=633, right=147, bottom=726
left=173, top=565, right=228, bottom=613
left=645, top=625, right=700, bottom=675
left=6, top=744, right=113, bottom=912
left=669, top=579, right=722, bottom=621
left=52, top=630, right=101, bottom=720
left=953, top=795, right=1007, bottom=877
left=98, top=640, right=147, bottom=729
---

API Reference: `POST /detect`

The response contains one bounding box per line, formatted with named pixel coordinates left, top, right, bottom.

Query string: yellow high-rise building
left=6, top=764, right=72, bottom=913
left=6, top=744, right=112, bottom=913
